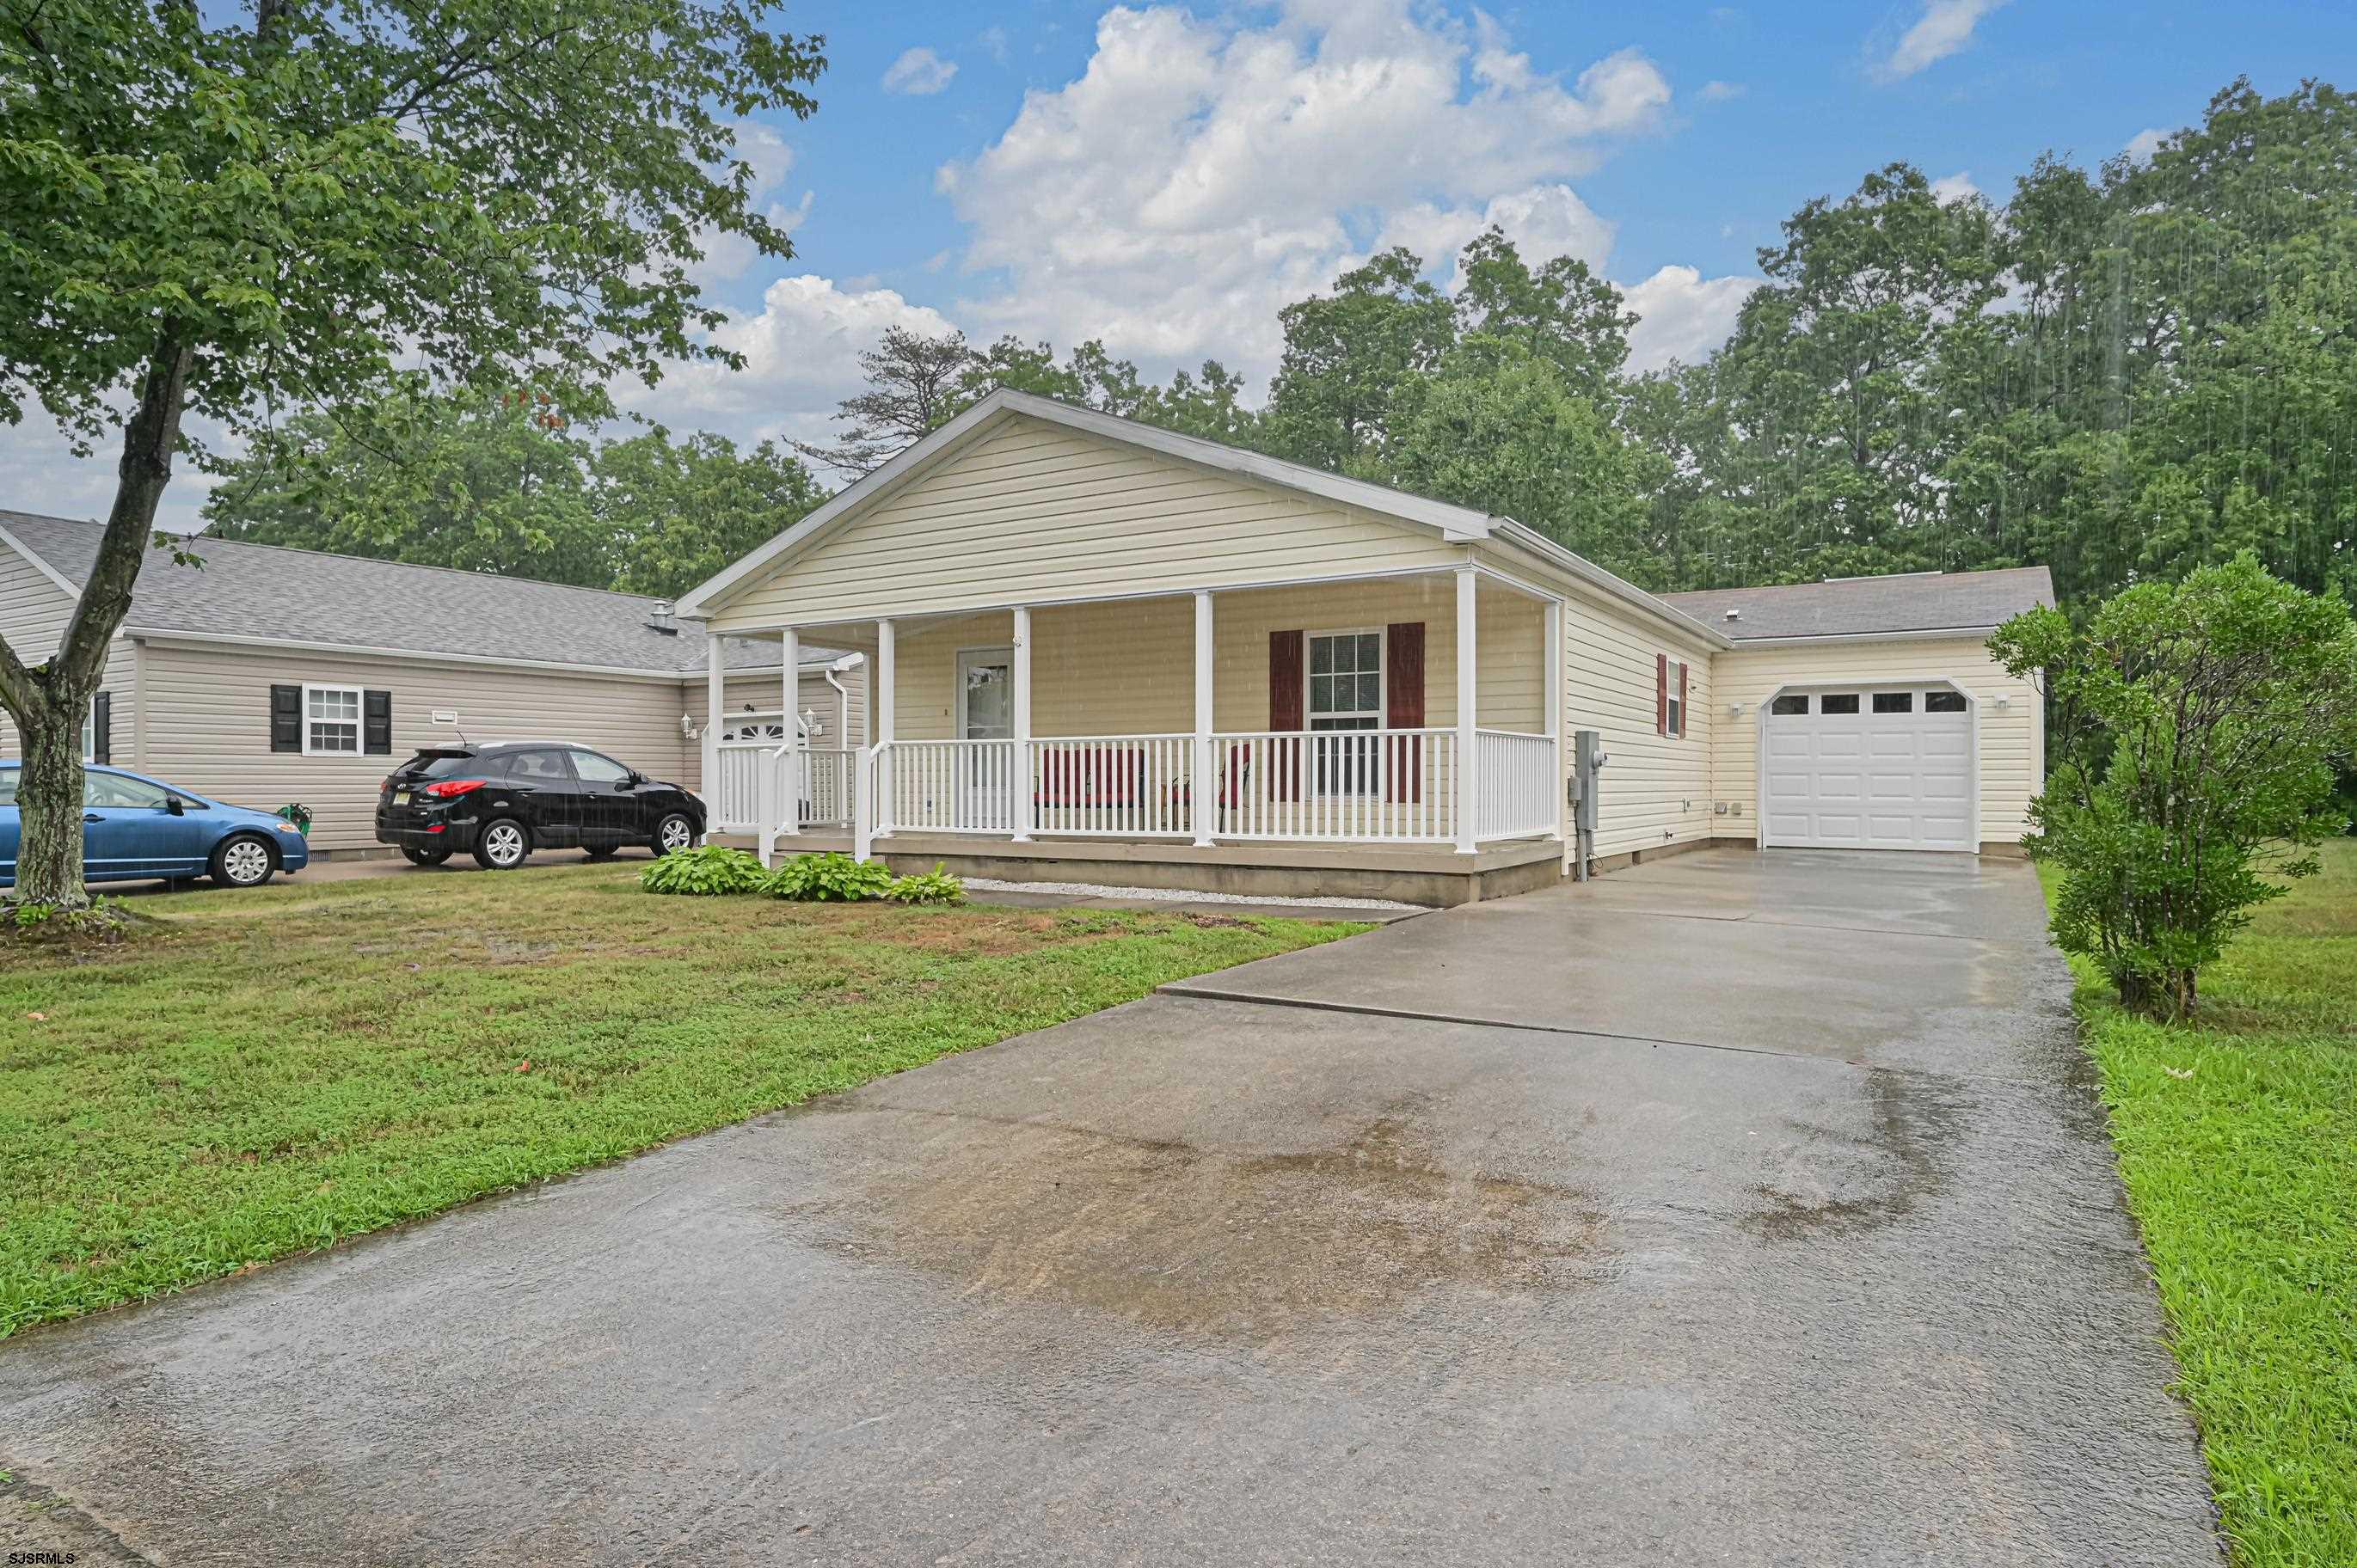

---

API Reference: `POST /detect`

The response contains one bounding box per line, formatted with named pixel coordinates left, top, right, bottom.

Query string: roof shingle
left=1657, top=567, right=2054, bottom=641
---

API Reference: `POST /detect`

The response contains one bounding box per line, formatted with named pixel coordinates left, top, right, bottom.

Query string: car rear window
left=411, top=751, right=488, bottom=779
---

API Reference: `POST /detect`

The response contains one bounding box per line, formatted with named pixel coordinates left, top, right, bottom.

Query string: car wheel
left=210, top=833, right=278, bottom=889
left=401, top=845, right=452, bottom=867
left=473, top=818, right=531, bottom=871
left=652, top=812, right=697, bottom=855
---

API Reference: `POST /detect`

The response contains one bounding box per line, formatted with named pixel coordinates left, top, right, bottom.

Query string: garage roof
left=1658, top=567, right=2053, bottom=641
left=0, top=511, right=847, bottom=676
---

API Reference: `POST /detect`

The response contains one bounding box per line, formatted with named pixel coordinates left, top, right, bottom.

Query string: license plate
left=393, top=790, right=410, bottom=805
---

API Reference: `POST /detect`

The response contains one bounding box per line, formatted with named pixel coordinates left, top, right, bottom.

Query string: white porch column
left=1547, top=597, right=1568, bottom=854
left=777, top=626, right=800, bottom=839
left=1192, top=590, right=1215, bottom=847
left=1455, top=564, right=1478, bottom=854
left=1010, top=604, right=1033, bottom=842
left=875, top=618, right=895, bottom=838
left=703, top=635, right=723, bottom=804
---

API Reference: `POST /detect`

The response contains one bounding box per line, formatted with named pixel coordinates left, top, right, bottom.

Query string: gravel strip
left=962, top=877, right=1427, bottom=913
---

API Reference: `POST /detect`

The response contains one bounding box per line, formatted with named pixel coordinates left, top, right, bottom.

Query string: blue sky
left=10, top=0, right=2355, bottom=529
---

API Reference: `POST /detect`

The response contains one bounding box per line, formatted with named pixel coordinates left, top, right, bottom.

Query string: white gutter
left=1718, top=626, right=2004, bottom=648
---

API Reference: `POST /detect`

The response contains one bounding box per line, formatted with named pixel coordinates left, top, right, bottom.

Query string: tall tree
left=793, top=327, right=974, bottom=479
left=596, top=426, right=826, bottom=600
left=0, top=0, right=825, bottom=908
left=1259, top=248, right=1457, bottom=471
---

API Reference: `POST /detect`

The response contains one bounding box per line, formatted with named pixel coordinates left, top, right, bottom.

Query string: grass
left=0, top=863, right=1366, bottom=1338
left=2050, top=840, right=2357, bottom=1566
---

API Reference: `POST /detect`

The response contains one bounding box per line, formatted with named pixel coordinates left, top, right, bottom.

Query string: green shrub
left=764, top=851, right=896, bottom=903
left=887, top=864, right=966, bottom=905
left=639, top=844, right=770, bottom=896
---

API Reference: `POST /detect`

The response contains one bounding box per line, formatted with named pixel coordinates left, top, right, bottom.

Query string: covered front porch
left=702, top=563, right=1567, bottom=901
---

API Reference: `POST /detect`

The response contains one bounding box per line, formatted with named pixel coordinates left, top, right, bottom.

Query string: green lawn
left=2053, top=840, right=2357, bottom=1566
left=0, top=864, right=1365, bottom=1337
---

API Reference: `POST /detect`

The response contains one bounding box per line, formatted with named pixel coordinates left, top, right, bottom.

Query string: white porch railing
left=1028, top=734, right=1194, bottom=837
left=713, top=740, right=857, bottom=833
left=1475, top=729, right=1557, bottom=841
left=1211, top=728, right=1459, bottom=842
left=886, top=738, right=1019, bottom=833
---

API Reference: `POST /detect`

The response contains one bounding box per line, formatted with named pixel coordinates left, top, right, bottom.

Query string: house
left=0, top=512, right=862, bottom=854
left=672, top=389, right=2051, bottom=904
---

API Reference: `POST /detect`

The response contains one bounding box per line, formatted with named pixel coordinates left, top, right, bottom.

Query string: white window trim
left=1664, top=656, right=1688, bottom=740
left=301, top=682, right=365, bottom=757
left=1305, top=626, right=1386, bottom=732
left=80, top=692, right=102, bottom=763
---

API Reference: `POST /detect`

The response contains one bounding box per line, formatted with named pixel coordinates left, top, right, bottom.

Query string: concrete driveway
left=0, top=850, right=2216, bottom=1565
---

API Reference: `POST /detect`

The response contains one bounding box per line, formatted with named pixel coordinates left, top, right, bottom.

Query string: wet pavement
left=0, top=849, right=2218, bottom=1565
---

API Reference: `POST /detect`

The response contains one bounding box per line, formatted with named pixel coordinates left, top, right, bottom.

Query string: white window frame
left=1305, top=627, right=1385, bottom=732
left=301, top=683, right=365, bottom=756
left=80, top=692, right=102, bottom=763
left=1665, top=657, right=1688, bottom=740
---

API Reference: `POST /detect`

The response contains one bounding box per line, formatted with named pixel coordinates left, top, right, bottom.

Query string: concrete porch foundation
left=709, top=831, right=1565, bottom=907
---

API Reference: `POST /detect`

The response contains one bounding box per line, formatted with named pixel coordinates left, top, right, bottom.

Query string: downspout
left=824, top=655, right=857, bottom=748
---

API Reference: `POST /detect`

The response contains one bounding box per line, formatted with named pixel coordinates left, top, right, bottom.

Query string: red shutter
left=1269, top=630, right=1304, bottom=801
left=1677, top=660, right=1689, bottom=739
left=1655, top=652, right=1668, bottom=737
left=1385, top=622, right=1425, bottom=801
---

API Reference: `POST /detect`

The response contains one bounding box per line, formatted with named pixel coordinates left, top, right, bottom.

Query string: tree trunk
left=11, top=701, right=88, bottom=907
left=0, top=331, right=191, bottom=909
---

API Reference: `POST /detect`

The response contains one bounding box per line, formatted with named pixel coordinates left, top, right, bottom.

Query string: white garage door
left=1763, top=687, right=1973, bottom=851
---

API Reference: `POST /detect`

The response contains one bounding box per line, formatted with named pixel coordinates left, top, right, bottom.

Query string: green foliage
left=1991, top=554, right=2357, bottom=1016
left=886, top=865, right=967, bottom=905
left=638, top=845, right=770, bottom=897
left=205, top=392, right=826, bottom=598
left=764, top=851, right=896, bottom=903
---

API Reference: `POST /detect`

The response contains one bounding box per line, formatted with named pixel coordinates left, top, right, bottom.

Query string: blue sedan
left=0, top=764, right=310, bottom=890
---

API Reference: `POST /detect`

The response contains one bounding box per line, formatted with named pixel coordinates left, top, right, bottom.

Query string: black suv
left=376, top=743, right=704, bottom=869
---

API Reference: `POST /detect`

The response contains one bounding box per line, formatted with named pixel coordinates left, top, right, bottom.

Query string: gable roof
left=674, top=388, right=1728, bottom=646
left=0, top=511, right=848, bottom=677
left=1658, top=567, right=2055, bottom=641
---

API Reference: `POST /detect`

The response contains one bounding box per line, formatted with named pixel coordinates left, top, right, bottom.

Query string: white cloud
left=1873, top=0, right=2006, bottom=83
left=629, top=274, right=961, bottom=451
left=935, top=1, right=1680, bottom=380
left=1622, top=266, right=1761, bottom=372
left=882, top=46, right=958, bottom=96
left=979, top=26, right=1010, bottom=66
left=1929, top=169, right=1980, bottom=205
left=2123, top=126, right=2168, bottom=162
left=1697, top=80, right=1745, bottom=102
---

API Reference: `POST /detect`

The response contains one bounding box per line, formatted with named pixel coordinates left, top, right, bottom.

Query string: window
left=1873, top=692, right=1915, bottom=714
left=570, top=750, right=632, bottom=785
left=0, top=769, right=15, bottom=806
left=1820, top=693, right=1861, bottom=715
left=304, top=685, right=363, bottom=755
left=1925, top=689, right=1968, bottom=714
left=1771, top=693, right=1808, bottom=717
left=1666, top=658, right=1687, bottom=738
left=1308, top=632, right=1382, bottom=731
left=505, top=749, right=576, bottom=785
left=84, top=771, right=168, bottom=809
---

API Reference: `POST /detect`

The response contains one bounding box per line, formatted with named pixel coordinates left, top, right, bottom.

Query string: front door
left=956, top=647, right=1012, bottom=831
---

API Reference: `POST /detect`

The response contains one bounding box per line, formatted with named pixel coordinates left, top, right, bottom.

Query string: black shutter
left=270, top=684, right=302, bottom=752
left=364, top=689, right=393, bottom=756
left=91, top=690, right=111, bottom=764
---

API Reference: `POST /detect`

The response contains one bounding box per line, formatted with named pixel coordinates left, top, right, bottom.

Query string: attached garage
left=1760, top=684, right=1973, bottom=851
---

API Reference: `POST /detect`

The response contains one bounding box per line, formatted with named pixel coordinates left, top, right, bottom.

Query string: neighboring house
left=0, top=512, right=862, bottom=854
left=672, top=389, right=2051, bottom=904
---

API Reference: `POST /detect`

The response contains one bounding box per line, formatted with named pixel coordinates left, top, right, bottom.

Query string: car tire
left=652, top=812, right=697, bottom=856
left=210, top=833, right=278, bottom=890
left=473, top=818, right=531, bottom=871
left=401, top=845, right=452, bottom=867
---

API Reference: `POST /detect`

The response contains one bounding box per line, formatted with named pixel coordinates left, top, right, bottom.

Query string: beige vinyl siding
left=1563, top=593, right=1716, bottom=859
left=1712, top=637, right=2041, bottom=848
left=134, top=641, right=701, bottom=851
left=878, top=576, right=1551, bottom=743
left=709, top=414, right=1467, bottom=631
left=709, top=665, right=869, bottom=756
left=0, top=543, right=137, bottom=763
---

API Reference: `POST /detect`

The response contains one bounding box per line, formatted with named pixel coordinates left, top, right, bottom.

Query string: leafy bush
left=638, top=844, right=770, bottom=896
left=764, top=851, right=896, bottom=903
left=1990, top=553, right=2357, bottom=1018
left=887, top=864, right=966, bottom=905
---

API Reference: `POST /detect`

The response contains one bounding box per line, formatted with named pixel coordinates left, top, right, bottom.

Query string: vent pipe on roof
left=646, top=600, right=678, bottom=634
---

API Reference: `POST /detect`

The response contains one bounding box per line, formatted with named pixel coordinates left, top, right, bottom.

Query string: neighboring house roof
left=674, top=389, right=1732, bottom=649
left=0, top=511, right=848, bottom=677
left=1658, top=567, right=2055, bottom=642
